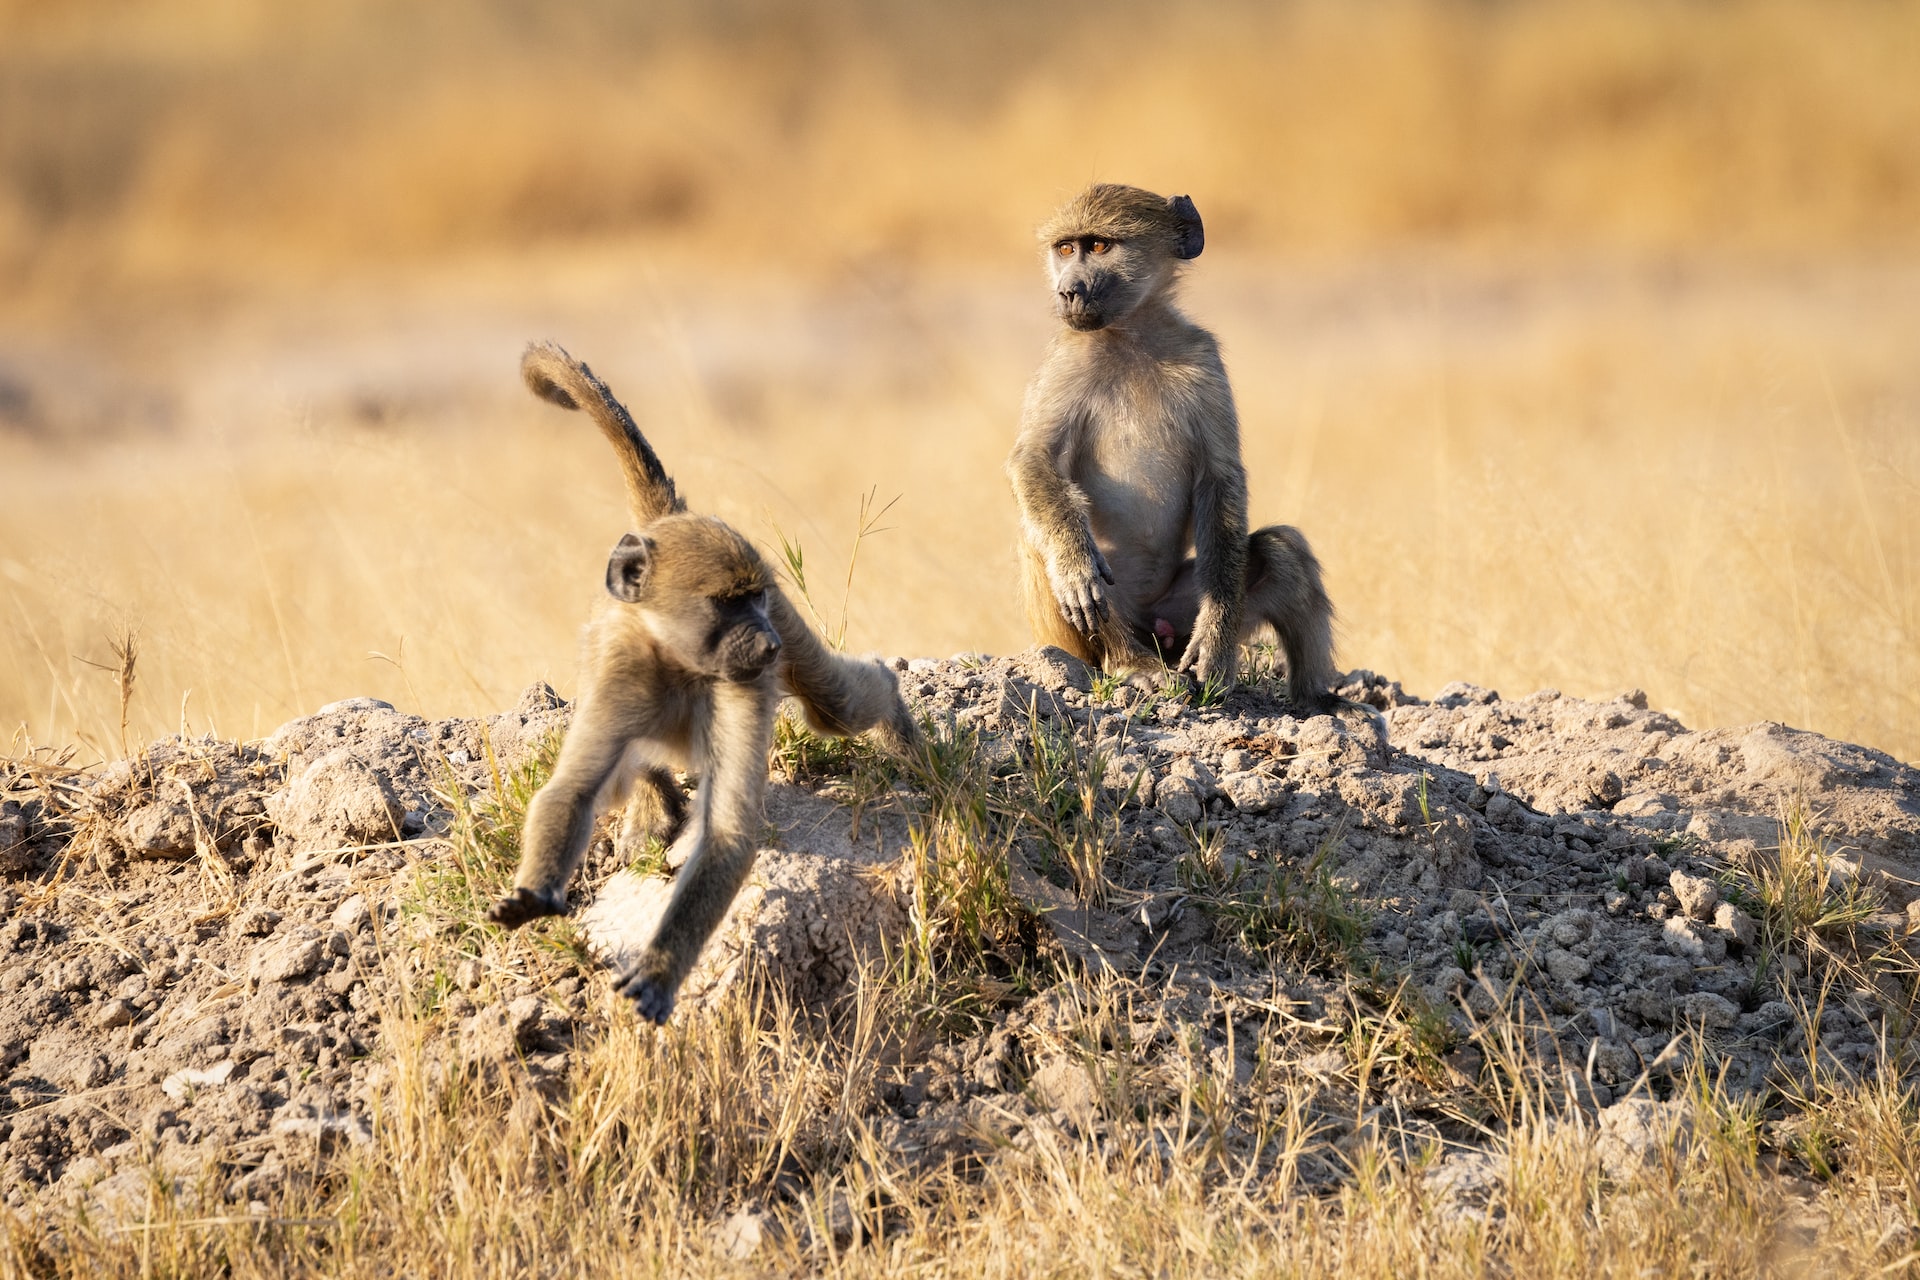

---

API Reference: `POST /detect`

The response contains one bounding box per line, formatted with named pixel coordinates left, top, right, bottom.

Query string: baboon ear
left=1168, top=194, right=1204, bottom=259
left=605, top=533, right=652, bottom=603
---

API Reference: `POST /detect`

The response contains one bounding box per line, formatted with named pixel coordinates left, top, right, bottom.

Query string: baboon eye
left=1055, top=242, right=1074, bottom=257
left=1089, top=239, right=1112, bottom=255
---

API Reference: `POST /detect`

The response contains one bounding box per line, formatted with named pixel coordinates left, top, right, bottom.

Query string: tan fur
left=1007, top=184, right=1336, bottom=705
left=489, top=343, right=921, bottom=1023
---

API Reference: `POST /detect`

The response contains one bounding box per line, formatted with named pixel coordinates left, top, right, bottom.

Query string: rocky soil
left=2, top=651, right=1916, bottom=1227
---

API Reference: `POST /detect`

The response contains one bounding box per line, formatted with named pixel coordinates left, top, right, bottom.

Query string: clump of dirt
left=0, top=686, right=567, bottom=1214
left=1, top=652, right=1915, bottom=1223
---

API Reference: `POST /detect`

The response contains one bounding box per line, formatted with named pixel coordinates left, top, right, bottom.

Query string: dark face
left=604, top=526, right=781, bottom=682
left=705, top=588, right=782, bottom=682
left=1047, top=236, right=1164, bottom=331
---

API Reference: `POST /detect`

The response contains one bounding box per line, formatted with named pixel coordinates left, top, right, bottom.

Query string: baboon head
left=606, top=516, right=781, bottom=681
left=1038, top=184, right=1204, bottom=331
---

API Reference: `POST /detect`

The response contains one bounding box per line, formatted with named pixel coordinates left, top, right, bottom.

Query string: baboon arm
left=617, top=681, right=775, bottom=1022
left=1007, top=432, right=1114, bottom=636
left=769, top=588, right=921, bottom=753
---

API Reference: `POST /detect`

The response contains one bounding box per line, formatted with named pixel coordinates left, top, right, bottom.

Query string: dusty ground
left=2, top=650, right=1913, bottom=1242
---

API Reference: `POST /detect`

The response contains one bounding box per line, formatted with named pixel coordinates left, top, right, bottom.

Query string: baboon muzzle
left=1057, top=283, right=1108, bottom=330
left=722, top=628, right=781, bottom=681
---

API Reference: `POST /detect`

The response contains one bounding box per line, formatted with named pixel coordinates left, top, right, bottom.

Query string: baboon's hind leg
left=1243, top=525, right=1336, bottom=710
left=614, top=766, right=688, bottom=867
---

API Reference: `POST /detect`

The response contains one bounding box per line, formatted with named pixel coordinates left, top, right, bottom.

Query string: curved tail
left=521, top=341, right=684, bottom=525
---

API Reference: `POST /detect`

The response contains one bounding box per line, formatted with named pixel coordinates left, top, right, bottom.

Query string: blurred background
left=1, top=0, right=1916, bottom=762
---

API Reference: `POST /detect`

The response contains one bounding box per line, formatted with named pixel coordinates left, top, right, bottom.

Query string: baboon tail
left=521, top=341, right=685, bottom=525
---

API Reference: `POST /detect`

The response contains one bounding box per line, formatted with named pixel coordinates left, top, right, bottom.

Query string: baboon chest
left=1070, top=379, right=1198, bottom=591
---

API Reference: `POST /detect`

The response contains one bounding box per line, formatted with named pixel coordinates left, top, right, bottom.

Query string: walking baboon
left=1006, top=183, right=1336, bottom=707
left=488, top=342, right=920, bottom=1024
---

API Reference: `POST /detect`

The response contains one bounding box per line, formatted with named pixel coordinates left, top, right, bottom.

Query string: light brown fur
left=489, top=342, right=920, bottom=1023
left=1007, top=184, right=1336, bottom=706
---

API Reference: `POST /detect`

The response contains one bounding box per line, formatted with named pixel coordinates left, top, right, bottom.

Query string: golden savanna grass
left=3, top=252, right=1915, bottom=763
left=3, top=0, right=1914, bottom=764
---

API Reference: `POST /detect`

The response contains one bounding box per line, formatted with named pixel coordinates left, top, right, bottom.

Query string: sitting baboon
left=1006, top=183, right=1336, bottom=707
left=488, top=342, right=920, bottom=1024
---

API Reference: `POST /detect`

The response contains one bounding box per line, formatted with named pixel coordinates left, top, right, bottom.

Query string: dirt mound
left=1, top=651, right=1914, bottom=1218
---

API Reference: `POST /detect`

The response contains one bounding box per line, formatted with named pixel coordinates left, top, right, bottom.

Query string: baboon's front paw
left=1046, top=555, right=1112, bottom=637
left=882, top=710, right=926, bottom=758
left=486, top=887, right=565, bottom=928
left=617, top=969, right=677, bottom=1025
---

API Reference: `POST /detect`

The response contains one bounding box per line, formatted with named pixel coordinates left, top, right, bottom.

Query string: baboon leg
left=769, top=588, right=922, bottom=754
left=491, top=696, right=641, bottom=926
left=614, top=766, right=688, bottom=866
left=1242, top=525, right=1335, bottom=709
left=616, top=680, right=775, bottom=1024
left=1019, top=540, right=1159, bottom=678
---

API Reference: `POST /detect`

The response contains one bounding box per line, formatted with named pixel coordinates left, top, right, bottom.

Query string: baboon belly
left=1076, top=462, right=1190, bottom=617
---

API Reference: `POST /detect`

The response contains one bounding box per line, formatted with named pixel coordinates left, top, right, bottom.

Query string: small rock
left=94, top=998, right=135, bottom=1029
left=0, top=804, right=29, bottom=871
left=1677, top=992, right=1739, bottom=1031
left=266, top=750, right=404, bottom=857
left=717, top=1207, right=778, bottom=1260
left=71, top=1053, right=111, bottom=1090
left=122, top=802, right=198, bottom=861
left=271, top=1107, right=372, bottom=1150
left=251, top=937, right=325, bottom=984
left=1594, top=1097, right=1693, bottom=1180
left=1662, top=917, right=1726, bottom=963
left=161, top=1060, right=235, bottom=1102
left=1742, top=1001, right=1799, bottom=1038
left=1101, top=755, right=1155, bottom=806
left=1030, top=1056, right=1099, bottom=1126
left=1711, top=902, right=1757, bottom=949
left=1545, top=948, right=1592, bottom=984
left=1220, top=771, right=1287, bottom=813
left=235, top=907, right=282, bottom=937
left=462, top=995, right=544, bottom=1062
left=807, top=1187, right=863, bottom=1251
left=330, top=895, right=371, bottom=934
left=1422, top=1150, right=1507, bottom=1225
left=315, top=697, right=396, bottom=715
left=1157, top=757, right=1218, bottom=826
left=1669, top=870, right=1720, bottom=921
left=1019, top=646, right=1093, bottom=694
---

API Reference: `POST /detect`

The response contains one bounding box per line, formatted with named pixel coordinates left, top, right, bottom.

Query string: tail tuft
left=520, top=340, right=683, bottom=525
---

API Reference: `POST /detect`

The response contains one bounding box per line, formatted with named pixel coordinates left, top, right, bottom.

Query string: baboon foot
left=1285, top=691, right=1344, bottom=717
left=617, top=968, right=677, bottom=1025
left=486, top=887, right=567, bottom=928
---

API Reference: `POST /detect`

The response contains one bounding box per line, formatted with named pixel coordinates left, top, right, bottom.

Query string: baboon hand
left=1175, top=631, right=1236, bottom=691
left=1046, top=546, right=1115, bottom=638
left=616, top=962, right=677, bottom=1025
left=486, top=886, right=568, bottom=928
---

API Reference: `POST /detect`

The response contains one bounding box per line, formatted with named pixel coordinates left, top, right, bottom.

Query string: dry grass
left=1, top=1, right=1914, bottom=762
left=2, top=252, right=1915, bottom=764
left=4, top=0, right=1920, bottom=286
left=6, top=894, right=1918, bottom=1276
